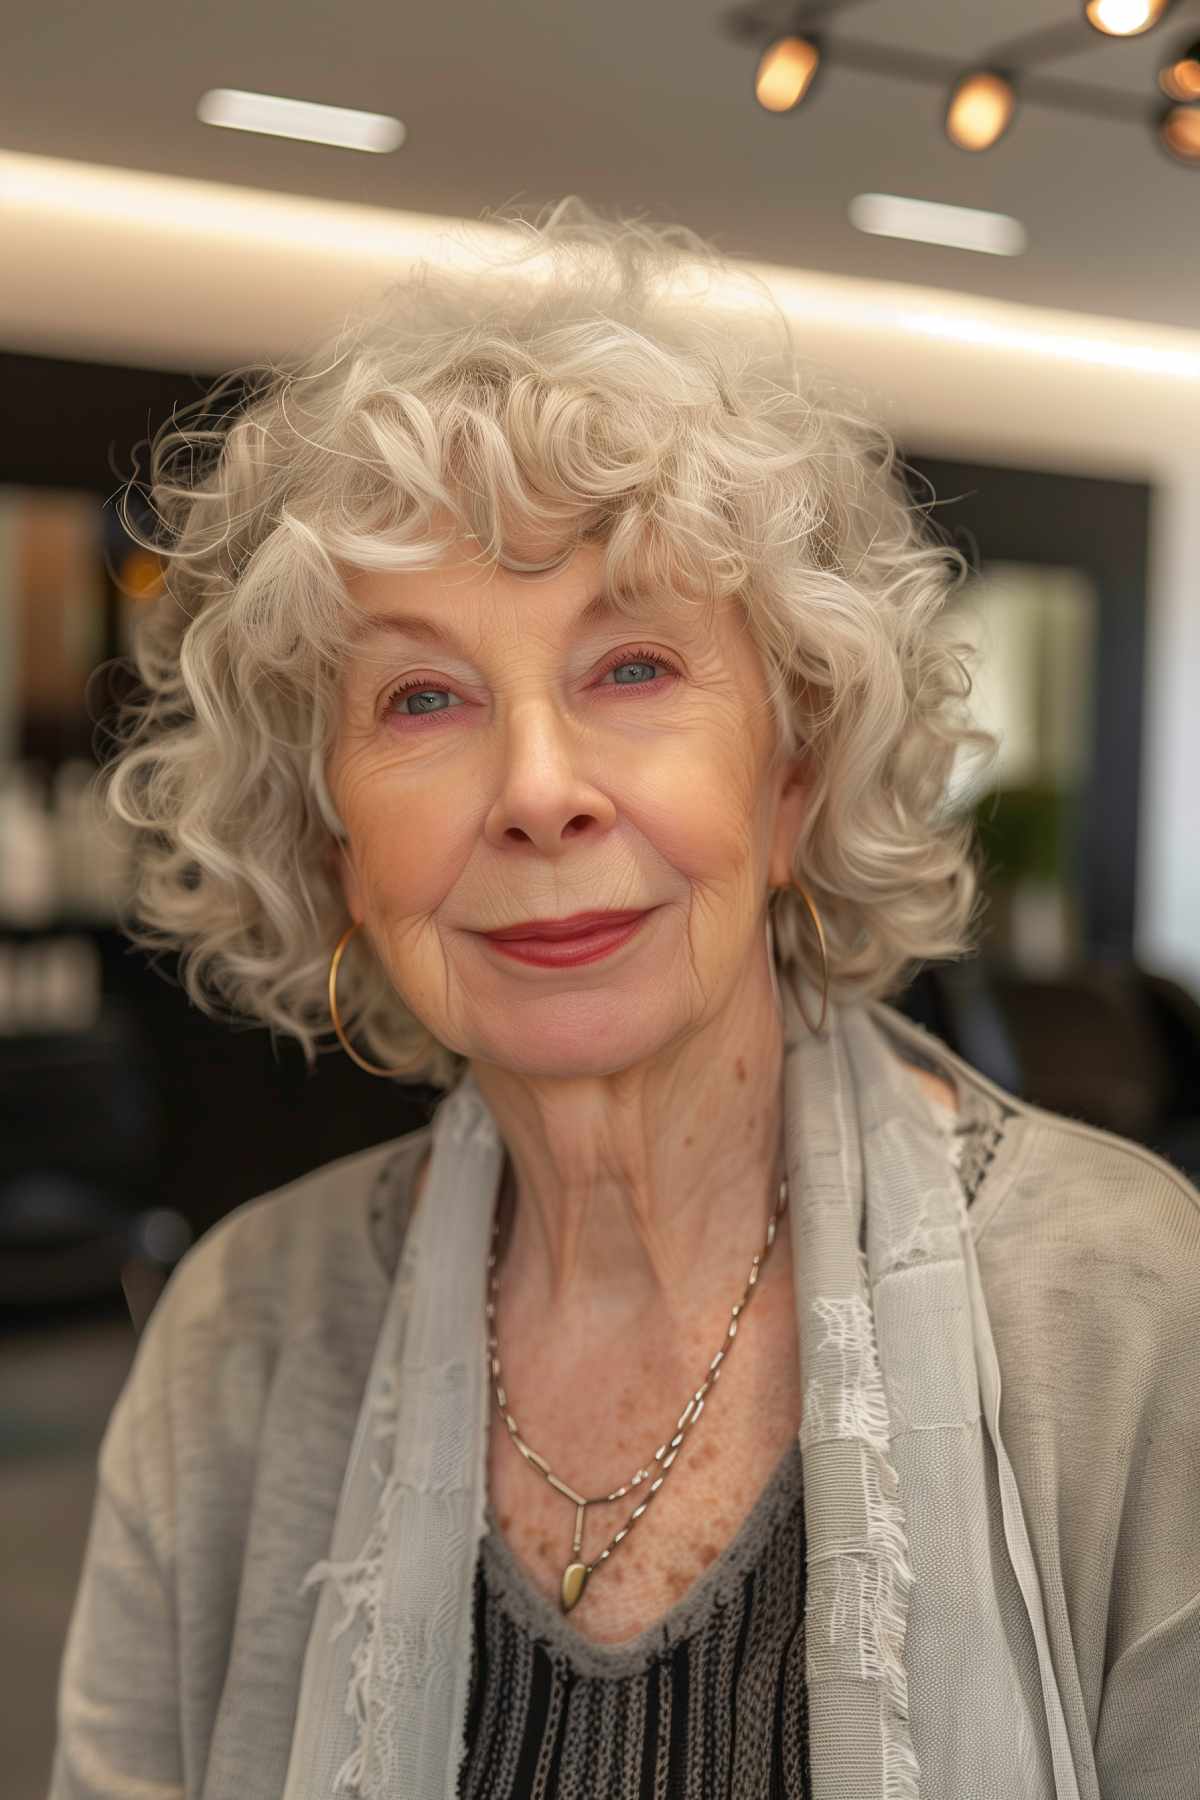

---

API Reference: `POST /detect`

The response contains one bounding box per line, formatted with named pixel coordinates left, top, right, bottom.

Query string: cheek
left=346, top=787, right=467, bottom=921
left=659, top=743, right=761, bottom=846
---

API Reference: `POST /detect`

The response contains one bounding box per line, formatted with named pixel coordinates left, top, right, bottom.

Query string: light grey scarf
left=282, top=957, right=1082, bottom=1800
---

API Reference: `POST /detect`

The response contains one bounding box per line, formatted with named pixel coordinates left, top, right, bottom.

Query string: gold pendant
left=561, top=1560, right=590, bottom=1613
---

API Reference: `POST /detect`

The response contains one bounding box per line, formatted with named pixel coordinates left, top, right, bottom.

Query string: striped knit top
left=456, top=1074, right=1007, bottom=1799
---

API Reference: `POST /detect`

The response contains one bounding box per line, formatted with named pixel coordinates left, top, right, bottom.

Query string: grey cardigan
left=48, top=1002, right=1200, bottom=1799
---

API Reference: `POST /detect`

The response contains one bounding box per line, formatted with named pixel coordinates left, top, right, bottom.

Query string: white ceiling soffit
left=2, top=146, right=1198, bottom=493
left=2, top=147, right=1199, bottom=384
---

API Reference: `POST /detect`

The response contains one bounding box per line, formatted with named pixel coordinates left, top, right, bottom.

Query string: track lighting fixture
left=754, top=35, right=821, bottom=112
left=722, top=3, right=1194, bottom=167
left=945, top=70, right=1018, bottom=152
left=1158, top=35, right=1200, bottom=101
left=1084, top=0, right=1171, bottom=37
left=1157, top=101, right=1200, bottom=160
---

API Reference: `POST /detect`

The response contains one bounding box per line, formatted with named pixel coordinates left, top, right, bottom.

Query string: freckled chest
left=483, top=1264, right=803, bottom=1646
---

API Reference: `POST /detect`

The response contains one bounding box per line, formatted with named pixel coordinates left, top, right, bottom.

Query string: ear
left=768, top=754, right=812, bottom=891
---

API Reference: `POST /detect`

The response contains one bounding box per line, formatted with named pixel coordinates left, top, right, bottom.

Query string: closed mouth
left=484, top=910, right=648, bottom=942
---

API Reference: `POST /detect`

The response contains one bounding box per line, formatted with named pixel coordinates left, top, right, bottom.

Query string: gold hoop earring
left=781, top=878, right=830, bottom=1037
left=328, top=921, right=408, bottom=1078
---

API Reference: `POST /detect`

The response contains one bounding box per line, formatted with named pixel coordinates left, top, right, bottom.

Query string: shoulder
left=979, top=1076, right=1197, bottom=1338
left=868, top=996, right=1200, bottom=1263
left=868, top=1000, right=1200, bottom=1411
left=971, top=1100, right=1200, bottom=1699
left=880, top=1008, right=1200, bottom=1694
left=981, top=1111, right=1200, bottom=1524
left=970, top=1098, right=1200, bottom=1430
left=146, top=1125, right=432, bottom=1351
left=84, top=1126, right=436, bottom=1705
left=977, top=1093, right=1200, bottom=1306
left=101, top=1125, right=432, bottom=1538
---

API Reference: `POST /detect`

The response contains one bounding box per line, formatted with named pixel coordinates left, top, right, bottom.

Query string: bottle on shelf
left=0, top=762, right=56, bottom=928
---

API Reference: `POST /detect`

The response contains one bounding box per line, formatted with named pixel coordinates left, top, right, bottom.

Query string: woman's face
left=327, top=538, right=809, bottom=1076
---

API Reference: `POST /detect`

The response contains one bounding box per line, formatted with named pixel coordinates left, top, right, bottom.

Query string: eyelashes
left=381, top=645, right=682, bottom=728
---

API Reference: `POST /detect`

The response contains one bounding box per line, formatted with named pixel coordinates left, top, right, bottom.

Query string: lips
left=483, top=909, right=648, bottom=942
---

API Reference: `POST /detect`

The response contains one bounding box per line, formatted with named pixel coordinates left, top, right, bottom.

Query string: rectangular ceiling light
left=848, top=193, right=1027, bottom=257
left=196, top=88, right=405, bottom=153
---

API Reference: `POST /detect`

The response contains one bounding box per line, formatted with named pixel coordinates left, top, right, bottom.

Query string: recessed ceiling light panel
left=196, top=89, right=406, bottom=153
left=848, top=193, right=1027, bottom=256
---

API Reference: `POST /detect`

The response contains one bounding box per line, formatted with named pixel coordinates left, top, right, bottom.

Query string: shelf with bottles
left=0, top=756, right=134, bottom=933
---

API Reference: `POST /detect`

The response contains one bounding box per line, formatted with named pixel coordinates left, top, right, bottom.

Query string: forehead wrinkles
left=346, top=582, right=721, bottom=672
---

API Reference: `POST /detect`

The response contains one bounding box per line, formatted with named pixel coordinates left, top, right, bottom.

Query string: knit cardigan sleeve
left=1094, top=1589, right=1200, bottom=1799
left=45, top=1135, right=405, bottom=1800
left=1090, top=1146, right=1200, bottom=1800
left=46, top=1284, right=184, bottom=1800
left=973, top=1109, right=1200, bottom=1800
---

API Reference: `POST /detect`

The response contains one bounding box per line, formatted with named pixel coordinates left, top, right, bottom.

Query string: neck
left=469, top=956, right=789, bottom=1338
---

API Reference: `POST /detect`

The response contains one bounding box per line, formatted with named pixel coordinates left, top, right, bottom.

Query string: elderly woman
left=52, top=199, right=1198, bottom=1800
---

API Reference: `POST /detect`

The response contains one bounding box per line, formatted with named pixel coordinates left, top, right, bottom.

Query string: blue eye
left=383, top=646, right=681, bottom=727
left=600, top=650, right=679, bottom=686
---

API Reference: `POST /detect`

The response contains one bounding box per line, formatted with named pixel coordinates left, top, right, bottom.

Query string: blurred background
left=4, top=0, right=1200, bottom=1789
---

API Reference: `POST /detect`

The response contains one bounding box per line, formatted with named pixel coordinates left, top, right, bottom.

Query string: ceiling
left=6, top=0, right=1200, bottom=337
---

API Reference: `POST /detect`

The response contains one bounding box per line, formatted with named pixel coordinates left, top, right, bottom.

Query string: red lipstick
left=482, top=909, right=648, bottom=942
left=479, top=910, right=652, bottom=966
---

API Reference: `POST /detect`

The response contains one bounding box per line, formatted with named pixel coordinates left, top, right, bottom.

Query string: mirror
left=945, top=560, right=1099, bottom=974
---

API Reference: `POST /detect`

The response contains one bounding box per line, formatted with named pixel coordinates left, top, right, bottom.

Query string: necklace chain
left=484, top=1168, right=790, bottom=1613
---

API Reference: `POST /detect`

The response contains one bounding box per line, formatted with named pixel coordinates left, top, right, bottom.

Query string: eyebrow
left=356, top=589, right=628, bottom=650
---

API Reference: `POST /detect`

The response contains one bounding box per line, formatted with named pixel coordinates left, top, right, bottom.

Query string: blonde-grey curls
left=100, top=194, right=998, bottom=1092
